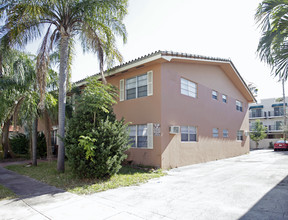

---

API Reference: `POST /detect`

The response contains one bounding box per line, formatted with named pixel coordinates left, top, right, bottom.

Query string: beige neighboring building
left=249, top=97, right=288, bottom=149
left=76, top=51, right=255, bottom=169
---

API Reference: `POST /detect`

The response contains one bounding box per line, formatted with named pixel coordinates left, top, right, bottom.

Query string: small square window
left=181, top=78, right=197, bottom=98
left=212, top=90, right=218, bottom=100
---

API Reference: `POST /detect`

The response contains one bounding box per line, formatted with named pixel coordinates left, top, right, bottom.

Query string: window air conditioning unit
left=244, top=131, right=249, bottom=136
left=169, top=126, right=180, bottom=134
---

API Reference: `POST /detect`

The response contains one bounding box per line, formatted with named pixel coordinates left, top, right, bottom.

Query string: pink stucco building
left=77, top=51, right=255, bottom=169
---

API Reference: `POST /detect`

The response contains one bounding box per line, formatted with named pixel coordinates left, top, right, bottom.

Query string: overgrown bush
left=66, top=78, right=131, bottom=179
left=67, top=118, right=130, bottom=178
left=10, top=133, right=29, bottom=155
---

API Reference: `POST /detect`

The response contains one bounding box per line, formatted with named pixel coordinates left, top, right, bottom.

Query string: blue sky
left=28, top=0, right=285, bottom=101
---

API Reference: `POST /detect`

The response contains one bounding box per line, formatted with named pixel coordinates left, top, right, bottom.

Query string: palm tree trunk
left=57, top=34, right=70, bottom=172
left=0, top=53, right=3, bottom=77
left=283, top=79, right=286, bottom=141
left=32, top=118, right=38, bottom=166
left=43, top=109, right=53, bottom=161
left=2, top=119, right=10, bottom=158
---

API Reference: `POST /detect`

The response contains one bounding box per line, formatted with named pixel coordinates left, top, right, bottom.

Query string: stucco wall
left=160, top=62, right=250, bottom=169
left=107, top=63, right=162, bottom=167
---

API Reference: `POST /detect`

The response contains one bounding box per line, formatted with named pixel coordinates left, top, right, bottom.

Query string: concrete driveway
left=1, top=149, right=288, bottom=219
left=86, top=149, right=288, bottom=219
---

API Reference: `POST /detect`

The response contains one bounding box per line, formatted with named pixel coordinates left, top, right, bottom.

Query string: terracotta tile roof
left=74, top=50, right=231, bottom=85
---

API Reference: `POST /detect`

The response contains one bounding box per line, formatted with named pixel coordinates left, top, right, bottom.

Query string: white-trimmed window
left=222, top=94, right=227, bottom=103
left=212, top=90, right=218, bottom=100
left=181, top=78, right=197, bottom=98
left=236, top=100, right=243, bottom=112
left=237, top=130, right=243, bottom=141
left=213, top=128, right=219, bottom=138
left=120, top=71, right=153, bottom=101
left=126, top=74, right=147, bottom=100
left=223, top=129, right=228, bottom=138
left=127, top=124, right=153, bottom=148
left=181, top=126, right=197, bottom=142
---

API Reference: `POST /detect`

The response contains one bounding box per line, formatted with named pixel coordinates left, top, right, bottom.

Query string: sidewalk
left=0, top=166, right=163, bottom=220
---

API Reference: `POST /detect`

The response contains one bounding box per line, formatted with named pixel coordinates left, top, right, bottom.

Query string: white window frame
left=212, top=90, right=218, bottom=100
left=127, top=124, right=153, bottom=149
left=223, top=129, right=228, bottom=138
left=213, top=128, right=219, bottom=138
left=237, top=130, right=243, bottom=141
left=120, top=71, right=153, bottom=101
left=181, top=78, right=197, bottom=98
left=222, top=94, right=227, bottom=103
left=236, top=100, right=243, bottom=112
left=181, top=126, right=197, bottom=142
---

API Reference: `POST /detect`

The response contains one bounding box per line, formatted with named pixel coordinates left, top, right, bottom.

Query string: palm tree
left=255, top=0, right=288, bottom=140
left=0, top=50, right=37, bottom=159
left=0, top=0, right=128, bottom=172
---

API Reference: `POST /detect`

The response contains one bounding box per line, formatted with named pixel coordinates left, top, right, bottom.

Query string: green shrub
left=10, top=133, right=29, bottom=155
left=67, top=118, right=130, bottom=179
left=65, top=78, right=130, bottom=179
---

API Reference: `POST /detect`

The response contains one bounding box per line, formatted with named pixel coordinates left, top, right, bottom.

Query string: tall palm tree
left=0, top=0, right=128, bottom=172
left=255, top=0, right=288, bottom=140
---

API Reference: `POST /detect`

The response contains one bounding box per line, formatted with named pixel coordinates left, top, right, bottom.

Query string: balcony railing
left=249, top=111, right=266, bottom=118
left=268, top=125, right=283, bottom=131
left=249, top=125, right=283, bottom=132
left=267, top=111, right=284, bottom=117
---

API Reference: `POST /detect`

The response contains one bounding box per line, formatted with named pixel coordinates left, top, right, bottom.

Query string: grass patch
left=0, top=185, right=16, bottom=201
left=6, top=161, right=166, bottom=195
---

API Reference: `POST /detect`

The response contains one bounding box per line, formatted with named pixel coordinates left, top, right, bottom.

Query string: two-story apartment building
left=77, top=51, right=255, bottom=169
left=249, top=97, right=288, bottom=148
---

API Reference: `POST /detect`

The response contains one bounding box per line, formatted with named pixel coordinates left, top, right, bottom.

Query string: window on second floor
left=119, top=71, right=153, bottom=101
left=236, top=100, right=243, bottom=112
left=251, top=108, right=262, bottom=117
left=212, top=90, right=218, bottom=100
left=274, top=106, right=284, bottom=116
left=181, top=78, right=197, bottom=98
left=126, top=74, right=147, bottom=100
left=222, top=94, right=227, bottom=103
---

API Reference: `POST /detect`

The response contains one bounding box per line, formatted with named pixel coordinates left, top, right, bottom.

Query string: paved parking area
left=86, top=150, right=288, bottom=219
left=1, top=149, right=288, bottom=219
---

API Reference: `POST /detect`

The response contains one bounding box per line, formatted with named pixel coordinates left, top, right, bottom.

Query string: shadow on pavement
left=239, top=174, right=288, bottom=219
left=0, top=167, right=64, bottom=199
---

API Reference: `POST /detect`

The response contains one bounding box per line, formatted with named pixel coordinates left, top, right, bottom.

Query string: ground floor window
left=223, top=129, right=228, bottom=138
left=181, top=126, right=197, bottom=142
left=213, top=128, right=219, bottom=138
left=237, top=130, right=243, bottom=141
left=128, top=125, right=147, bottom=148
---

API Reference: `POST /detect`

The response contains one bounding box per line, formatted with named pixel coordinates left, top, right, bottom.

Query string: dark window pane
left=189, top=134, right=196, bottom=141
left=126, top=88, right=136, bottom=100
left=129, top=136, right=136, bottom=147
left=138, top=85, right=147, bottom=97
left=137, top=136, right=147, bottom=148
left=181, top=134, right=188, bottom=142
